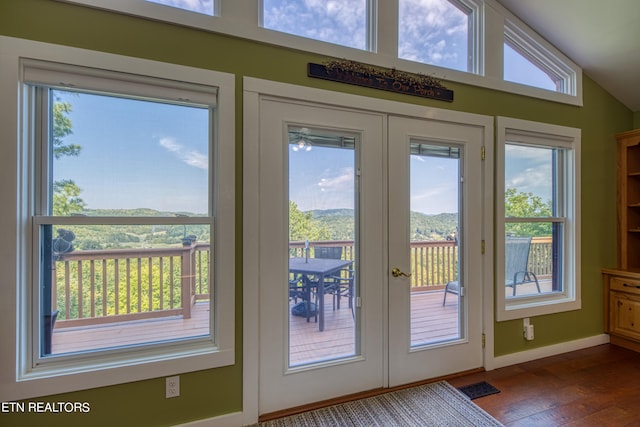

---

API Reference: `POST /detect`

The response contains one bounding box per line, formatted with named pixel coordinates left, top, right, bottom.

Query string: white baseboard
left=174, top=411, right=244, bottom=427
left=489, top=334, right=610, bottom=370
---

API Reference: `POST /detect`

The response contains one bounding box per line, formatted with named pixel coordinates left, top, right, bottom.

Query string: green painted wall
left=634, top=111, right=640, bottom=128
left=0, top=0, right=634, bottom=425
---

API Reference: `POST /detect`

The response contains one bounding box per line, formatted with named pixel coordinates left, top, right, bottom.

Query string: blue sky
left=147, top=0, right=213, bottom=15
left=53, top=90, right=209, bottom=215
left=62, top=1, right=552, bottom=215
left=289, top=142, right=460, bottom=215
left=504, top=144, right=553, bottom=203
left=148, top=0, right=557, bottom=87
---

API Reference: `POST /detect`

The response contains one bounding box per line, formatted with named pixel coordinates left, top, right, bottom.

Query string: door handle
left=391, top=267, right=412, bottom=278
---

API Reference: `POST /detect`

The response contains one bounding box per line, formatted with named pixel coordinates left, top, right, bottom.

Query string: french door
left=387, top=116, right=484, bottom=386
left=256, top=97, right=486, bottom=414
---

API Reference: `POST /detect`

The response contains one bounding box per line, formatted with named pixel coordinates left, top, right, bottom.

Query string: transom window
left=262, top=0, right=369, bottom=50
left=147, top=0, right=215, bottom=15
left=398, top=0, right=475, bottom=72
left=504, top=43, right=557, bottom=91
left=56, top=0, right=582, bottom=105
left=503, top=20, right=576, bottom=94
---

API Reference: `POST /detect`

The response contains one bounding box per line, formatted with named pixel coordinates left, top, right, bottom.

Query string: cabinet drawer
left=610, top=291, right=640, bottom=341
left=610, top=276, right=640, bottom=295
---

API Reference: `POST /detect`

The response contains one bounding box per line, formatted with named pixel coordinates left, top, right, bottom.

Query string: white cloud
left=504, top=145, right=553, bottom=201
left=263, top=0, right=367, bottom=49
left=159, top=137, right=208, bottom=170
left=398, top=0, right=468, bottom=70
left=317, top=167, right=354, bottom=193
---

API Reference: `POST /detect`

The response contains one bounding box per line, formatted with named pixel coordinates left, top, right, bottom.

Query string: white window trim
left=503, top=19, right=577, bottom=96
left=0, top=35, right=235, bottom=401
left=496, top=116, right=581, bottom=322
left=55, top=0, right=583, bottom=106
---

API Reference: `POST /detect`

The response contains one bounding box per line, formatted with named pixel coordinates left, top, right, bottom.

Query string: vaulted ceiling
left=496, top=0, right=640, bottom=111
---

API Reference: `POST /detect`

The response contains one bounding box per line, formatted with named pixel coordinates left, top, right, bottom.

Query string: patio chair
left=314, top=246, right=354, bottom=311
left=289, top=275, right=318, bottom=322
left=442, top=280, right=459, bottom=306
left=505, top=236, right=540, bottom=296
left=442, top=236, right=541, bottom=305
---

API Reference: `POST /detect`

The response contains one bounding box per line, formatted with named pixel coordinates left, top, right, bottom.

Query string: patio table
left=289, top=257, right=353, bottom=331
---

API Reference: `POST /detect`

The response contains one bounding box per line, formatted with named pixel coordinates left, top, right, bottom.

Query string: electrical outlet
left=166, top=375, right=180, bottom=398
left=523, top=318, right=534, bottom=341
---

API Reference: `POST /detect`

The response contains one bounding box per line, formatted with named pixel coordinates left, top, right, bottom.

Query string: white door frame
left=242, top=77, right=494, bottom=425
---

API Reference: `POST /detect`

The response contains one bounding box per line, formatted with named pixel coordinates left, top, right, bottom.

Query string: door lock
left=391, top=267, right=412, bottom=278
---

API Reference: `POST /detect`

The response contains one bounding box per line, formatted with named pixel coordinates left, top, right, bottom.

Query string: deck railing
left=53, top=242, right=210, bottom=327
left=53, top=237, right=551, bottom=327
left=291, top=237, right=552, bottom=288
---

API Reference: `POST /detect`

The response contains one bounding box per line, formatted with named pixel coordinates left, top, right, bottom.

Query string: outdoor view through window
left=145, top=0, right=562, bottom=92
left=287, top=128, right=464, bottom=367
left=40, top=89, right=212, bottom=356
left=504, top=143, right=563, bottom=298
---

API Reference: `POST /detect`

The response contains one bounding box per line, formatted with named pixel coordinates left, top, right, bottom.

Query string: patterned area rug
left=259, top=381, right=503, bottom=426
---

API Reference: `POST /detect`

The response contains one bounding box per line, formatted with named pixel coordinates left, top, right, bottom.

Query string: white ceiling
left=496, top=0, right=640, bottom=112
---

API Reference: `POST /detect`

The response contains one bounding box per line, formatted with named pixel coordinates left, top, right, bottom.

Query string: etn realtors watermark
left=2, top=401, right=90, bottom=413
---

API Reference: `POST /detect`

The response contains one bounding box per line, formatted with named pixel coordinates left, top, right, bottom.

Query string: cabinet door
left=610, top=291, right=640, bottom=341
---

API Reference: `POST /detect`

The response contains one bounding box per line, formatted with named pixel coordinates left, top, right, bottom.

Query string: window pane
left=42, top=224, right=211, bottom=356
left=504, top=224, right=563, bottom=298
left=263, top=0, right=367, bottom=50
left=41, top=88, right=214, bottom=356
left=504, top=144, right=555, bottom=218
left=146, top=0, right=214, bottom=15
left=51, top=90, right=209, bottom=217
left=398, top=0, right=470, bottom=72
left=504, top=43, right=557, bottom=91
left=410, top=142, right=461, bottom=347
left=287, top=126, right=358, bottom=367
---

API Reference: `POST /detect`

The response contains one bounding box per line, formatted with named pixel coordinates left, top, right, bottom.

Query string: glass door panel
left=288, top=126, right=359, bottom=367
left=409, top=142, right=461, bottom=347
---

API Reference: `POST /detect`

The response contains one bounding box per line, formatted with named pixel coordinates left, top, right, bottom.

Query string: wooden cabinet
left=603, top=269, right=640, bottom=352
left=604, top=130, right=640, bottom=352
left=617, top=129, right=640, bottom=269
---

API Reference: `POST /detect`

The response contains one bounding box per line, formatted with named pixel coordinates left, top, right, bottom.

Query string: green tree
left=505, top=188, right=552, bottom=237
left=53, top=100, right=81, bottom=159
left=52, top=97, right=85, bottom=216
left=289, top=201, right=330, bottom=241
left=53, top=179, right=86, bottom=216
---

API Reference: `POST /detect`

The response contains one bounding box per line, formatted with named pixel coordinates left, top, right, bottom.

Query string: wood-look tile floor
left=448, top=344, right=640, bottom=426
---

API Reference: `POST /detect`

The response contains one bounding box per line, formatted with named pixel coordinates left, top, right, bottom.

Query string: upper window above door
left=57, top=0, right=582, bottom=106
left=146, top=0, right=215, bottom=15
left=262, top=0, right=369, bottom=50
left=503, top=20, right=578, bottom=94
left=398, top=0, right=478, bottom=73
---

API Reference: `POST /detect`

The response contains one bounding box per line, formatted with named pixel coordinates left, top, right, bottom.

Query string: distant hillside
left=410, top=212, right=458, bottom=241
left=62, top=208, right=209, bottom=250
left=82, top=208, right=205, bottom=217
left=309, top=209, right=457, bottom=241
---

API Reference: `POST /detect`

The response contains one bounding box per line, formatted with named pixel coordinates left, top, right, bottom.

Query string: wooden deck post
left=181, top=241, right=196, bottom=319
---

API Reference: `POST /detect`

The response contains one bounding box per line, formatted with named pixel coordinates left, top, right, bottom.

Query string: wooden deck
left=52, top=280, right=551, bottom=357
left=289, top=289, right=461, bottom=366
left=52, top=302, right=210, bottom=354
